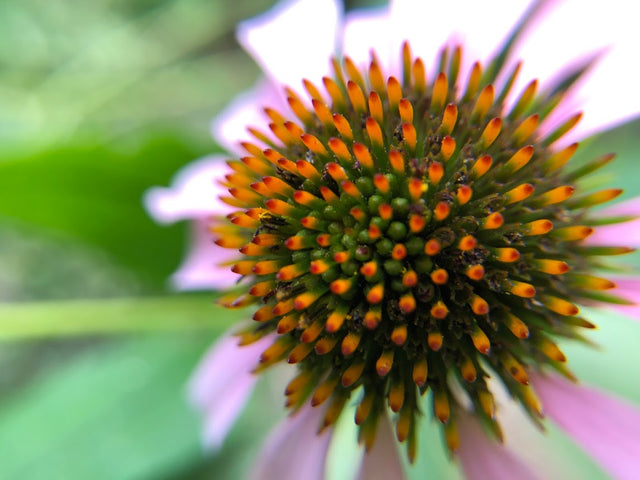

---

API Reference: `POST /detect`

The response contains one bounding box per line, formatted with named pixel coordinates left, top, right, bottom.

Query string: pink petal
left=236, top=0, right=341, bottom=98
left=457, top=410, right=541, bottom=480
left=188, top=333, right=273, bottom=450
left=342, top=6, right=392, bottom=72
left=211, top=78, right=285, bottom=156
left=170, top=218, right=239, bottom=291
left=356, top=415, right=404, bottom=480
left=531, top=372, right=640, bottom=480
left=586, top=197, right=640, bottom=247
left=144, top=155, right=231, bottom=224
left=250, top=402, right=333, bottom=480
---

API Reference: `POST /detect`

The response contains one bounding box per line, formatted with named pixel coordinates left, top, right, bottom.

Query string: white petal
left=143, top=155, right=231, bottom=224
left=236, top=0, right=341, bottom=97
left=531, top=372, right=640, bottom=480
left=342, top=6, right=392, bottom=71
left=356, top=415, right=405, bottom=480
left=170, top=218, right=239, bottom=291
left=188, top=333, right=273, bottom=449
left=250, top=402, right=332, bottom=480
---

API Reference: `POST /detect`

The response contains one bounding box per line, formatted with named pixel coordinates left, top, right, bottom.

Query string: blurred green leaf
left=0, top=295, right=247, bottom=340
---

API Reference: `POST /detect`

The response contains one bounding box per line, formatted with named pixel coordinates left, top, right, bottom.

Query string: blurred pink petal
left=356, top=415, right=404, bottom=480
left=171, top=218, right=239, bottom=291
left=236, top=0, right=341, bottom=98
left=189, top=333, right=273, bottom=450
left=250, top=402, right=332, bottom=480
left=144, top=155, right=231, bottom=224
left=211, top=79, right=285, bottom=156
left=458, top=411, right=541, bottom=480
left=587, top=197, right=640, bottom=247
left=598, top=277, right=640, bottom=321
left=532, top=373, right=640, bottom=480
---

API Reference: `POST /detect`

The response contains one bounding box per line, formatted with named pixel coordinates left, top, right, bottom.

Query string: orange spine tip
left=537, top=185, right=575, bottom=206
left=457, top=185, right=473, bottom=205
left=300, top=216, right=321, bottom=230
left=398, top=294, right=416, bottom=314
left=373, top=173, right=390, bottom=194
left=471, top=84, right=494, bottom=121
left=413, top=57, right=426, bottom=93
left=309, top=260, right=330, bottom=275
left=399, top=98, right=414, bottom=123
left=402, top=122, right=418, bottom=151
left=301, top=133, right=328, bottom=156
left=328, top=137, right=353, bottom=164
left=477, top=390, right=496, bottom=419
left=341, top=180, right=361, bottom=198
left=545, top=142, right=579, bottom=172
left=253, top=304, right=276, bottom=322
left=391, top=324, right=409, bottom=346
left=464, top=62, right=482, bottom=100
left=276, top=157, right=298, bottom=174
left=277, top=314, right=298, bottom=334
left=333, top=251, right=350, bottom=263
left=378, top=203, right=393, bottom=220
left=392, top=244, right=407, bottom=260
left=312, top=99, right=334, bottom=129
left=368, top=91, right=384, bottom=124
left=471, top=324, right=491, bottom=353
left=440, top=136, right=456, bottom=161
left=369, top=60, right=386, bottom=95
left=265, top=198, right=296, bottom=216
left=363, top=310, right=381, bottom=329
left=376, top=350, right=394, bottom=377
left=510, top=79, right=538, bottom=118
left=545, top=112, right=582, bottom=145
left=479, top=117, right=502, bottom=148
left=429, top=162, right=445, bottom=185
left=350, top=207, right=367, bottom=222
left=327, top=162, right=348, bottom=182
left=343, top=55, right=366, bottom=87
left=470, top=295, right=489, bottom=316
left=296, top=159, right=321, bottom=181
left=263, top=176, right=294, bottom=196
left=353, top=143, right=374, bottom=169
left=433, top=389, right=450, bottom=424
left=387, top=76, right=402, bottom=111
left=505, top=145, right=534, bottom=173
left=326, top=310, right=347, bottom=332
left=287, top=95, right=313, bottom=124
left=269, top=122, right=296, bottom=146
left=444, top=419, right=460, bottom=452
left=239, top=243, right=270, bottom=256
left=315, top=336, right=339, bottom=355
left=524, top=219, right=553, bottom=235
left=249, top=181, right=270, bottom=196
left=505, top=183, right=535, bottom=204
left=538, top=337, right=567, bottom=362
left=342, top=361, right=366, bottom=387
left=544, top=296, right=580, bottom=316
left=366, top=284, right=384, bottom=304
left=425, top=239, right=441, bottom=256
left=409, top=214, right=426, bottom=232
left=388, top=378, right=405, bottom=412
left=285, top=370, right=313, bottom=396
left=461, top=357, right=477, bottom=382
left=272, top=299, right=295, bottom=316
left=495, top=247, right=520, bottom=262
left=431, top=73, right=448, bottom=113
left=241, top=141, right=264, bottom=158
left=481, top=212, right=504, bottom=230
left=428, top=331, right=444, bottom=351
left=215, top=236, right=246, bottom=249
left=355, top=391, right=374, bottom=425
left=330, top=278, right=354, bottom=295
left=294, top=291, right=322, bottom=311
left=366, top=117, right=385, bottom=147
left=430, top=301, right=449, bottom=319
left=231, top=260, right=256, bottom=275
left=553, top=225, right=593, bottom=241
left=303, top=78, right=323, bottom=100
left=284, top=235, right=312, bottom=250
left=261, top=339, right=291, bottom=364
left=360, top=261, right=378, bottom=277
left=512, top=114, right=539, bottom=145
left=323, top=76, right=346, bottom=110
left=505, top=313, right=529, bottom=339
left=472, top=154, right=493, bottom=178
left=252, top=233, right=282, bottom=247
left=440, top=103, right=458, bottom=135
left=458, top=235, right=477, bottom=251
left=263, top=107, right=285, bottom=124
left=332, top=113, right=354, bottom=141
left=320, top=186, right=339, bottom=203
left=341, top=332, right=361, bottom=356
left=277, top=264, right=305, bottom=281
left=510, top=281, right=536, bottom=298
left=347, top=80, right=367, bottom=114
left=572, top=274, right=616, bottom=290
left=569, top=188, right=623, bottom=208
left=500, top=353, right=529, bottom=385
left=434, top=201, right=451, bottom=221
left=252, top=260, right=280, bottom=275
left=430, top=269, right=449, bottom=285
left=229, top=187, right=263, bottom=204
left=466, top=265, right=485, bottom=281
left=412, top=357, right=428, bottom=387
left=535, top=259, right=570, bottom=275
left=402, top=270, right=418, bottom=287
left=311, top=376, right=339, bottom=407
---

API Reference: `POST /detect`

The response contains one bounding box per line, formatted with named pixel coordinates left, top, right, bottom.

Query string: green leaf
left=0, top=295, right=246, bottom=340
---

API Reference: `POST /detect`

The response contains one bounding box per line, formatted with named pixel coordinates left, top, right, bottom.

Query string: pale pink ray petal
left=189, top=334, right=273, bottom=449
left=457, top=410, right=541, bottom=480
left=236, top=0, right=341, bottom=98
left=171, top=218, right=239, bottom=291
left=531, top=372, right=640, bottom=480
left=598, top=277, right=640, bottom=321
left=211, top=78, right=285, bottom=156
left=250, top=402, right=332, bottom=480
left=514, top=0, right=640, bottom=141
left=356, top=414, right=405, bottom=480
left=144, top=155, right=231, bottom=224
left=342, top=5, right=392, bottom=72
left=585, top=197, right=640, bottom=247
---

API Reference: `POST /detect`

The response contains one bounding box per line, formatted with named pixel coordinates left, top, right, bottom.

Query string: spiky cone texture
left=216, top=41, right=631, bottom=460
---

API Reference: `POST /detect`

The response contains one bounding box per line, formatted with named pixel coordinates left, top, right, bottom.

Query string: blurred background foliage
left=0, top=0, right=638, bottom=479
